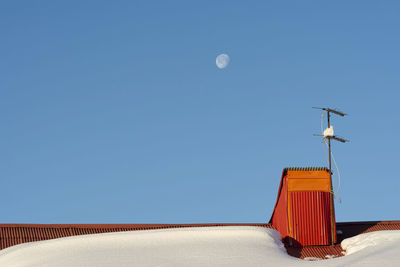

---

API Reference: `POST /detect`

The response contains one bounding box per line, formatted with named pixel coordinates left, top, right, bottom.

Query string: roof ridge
left=284, top=167, right=328, bottom=171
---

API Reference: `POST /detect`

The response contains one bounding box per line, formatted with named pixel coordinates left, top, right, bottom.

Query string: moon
left=216, top=54, right=230, bottom=69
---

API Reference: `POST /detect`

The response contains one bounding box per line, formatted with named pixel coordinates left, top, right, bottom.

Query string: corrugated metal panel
left=290, top=191, right=335, bottom=246
left=0, top=223, right=272, bottom=251
left=284, top=167, right=328, bottom=171
left=286, top=244, right=344, bottom=260
left=271, top=168, right=336, bottom=246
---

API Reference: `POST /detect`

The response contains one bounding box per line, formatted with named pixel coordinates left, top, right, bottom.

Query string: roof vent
left=269, top=168, right=336, bottom=246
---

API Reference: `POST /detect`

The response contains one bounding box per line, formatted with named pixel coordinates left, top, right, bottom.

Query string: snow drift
left=0, top=226, right=399, bottom=267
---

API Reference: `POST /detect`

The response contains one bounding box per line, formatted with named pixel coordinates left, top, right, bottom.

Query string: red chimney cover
left=269, top=167, right=336, bottom=246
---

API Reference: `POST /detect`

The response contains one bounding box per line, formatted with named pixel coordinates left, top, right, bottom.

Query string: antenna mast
left=313, top=107, right=348, bottom=245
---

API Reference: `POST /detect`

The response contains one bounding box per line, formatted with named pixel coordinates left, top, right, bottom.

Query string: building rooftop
left=1, top=221, right=399, bottom=260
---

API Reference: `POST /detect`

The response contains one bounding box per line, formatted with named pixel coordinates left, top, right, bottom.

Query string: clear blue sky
left=1, top=1, right=399, bottom=224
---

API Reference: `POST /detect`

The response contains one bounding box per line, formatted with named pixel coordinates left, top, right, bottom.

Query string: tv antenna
left=313, top=107, right=348, bottom=175
left=313, top=107, right=348, bottom=246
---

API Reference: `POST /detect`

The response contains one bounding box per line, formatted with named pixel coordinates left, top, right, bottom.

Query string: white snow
left=0, top=226, right=399, bottom=267
left=341, top=230, right=400, bottom=256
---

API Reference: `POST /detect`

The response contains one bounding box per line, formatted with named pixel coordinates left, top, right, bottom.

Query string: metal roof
left=0, top=223, right=271, bottom=252
left=0, top=221, right=399, bottom=260
left=284, top=167, right=329, bottom=171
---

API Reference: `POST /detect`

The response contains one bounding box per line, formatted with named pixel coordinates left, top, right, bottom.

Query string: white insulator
left=323, top=126, right=334, bottom=138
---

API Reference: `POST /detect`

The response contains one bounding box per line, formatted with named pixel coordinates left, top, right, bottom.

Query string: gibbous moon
left=216, top=54, right=230, bottom=69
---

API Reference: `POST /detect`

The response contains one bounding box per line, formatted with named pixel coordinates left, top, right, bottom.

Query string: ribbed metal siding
left=0, top=226, right=72, bottom=250
left=0, top=223, right=272, bottom=251
left=290, top=191, right=334, bottom=246
left=285, top=244, right=344, bottom=259
left=284, top=167, right=328, bottom=172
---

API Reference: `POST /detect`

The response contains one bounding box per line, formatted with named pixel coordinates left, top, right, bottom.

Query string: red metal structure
left=270, top=167, right=336, bottom=246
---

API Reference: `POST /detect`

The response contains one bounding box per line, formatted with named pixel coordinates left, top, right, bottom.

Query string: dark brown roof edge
left=0, top=223, right=271, bottom=228
left=1, top=220, right=399, bottom=228
left=336, top=220, right=400, bottom=226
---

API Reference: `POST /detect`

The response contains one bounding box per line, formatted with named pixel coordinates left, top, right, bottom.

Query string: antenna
left=313, top=107, right=349, bottom=174
left=312, top=107, right=347, bottom=117
left=313, top=107, right=348, bottom=246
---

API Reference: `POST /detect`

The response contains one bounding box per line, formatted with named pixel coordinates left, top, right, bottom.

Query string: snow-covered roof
left=0, top=221, right=399, bottom=260
left=0, top=226, right=399, bottom=266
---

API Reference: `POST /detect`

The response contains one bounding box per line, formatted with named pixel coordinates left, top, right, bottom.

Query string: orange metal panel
left=286, top=170, right=330, bottom=179
left=287, top=178, right=331, bottom=192
left=286, top=169, right=331, bottom=192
